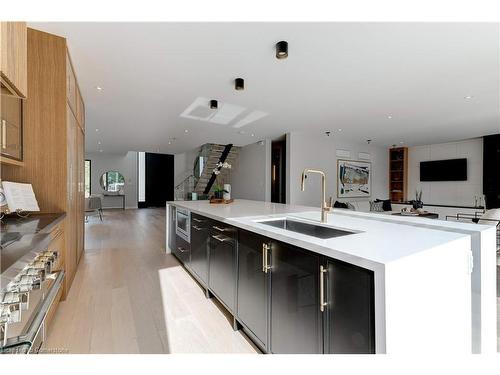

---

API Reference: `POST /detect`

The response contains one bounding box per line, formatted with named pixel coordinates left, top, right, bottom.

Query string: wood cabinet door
left=190, top=214, right=209, bottom=284
left=269, top=241, right=322, bottom=354
left=209, top=232, right=236, bottom=312
left=65, top=106, right=78, bottom=288
left=66, top=53, right=77, bottom=115
left=76, top=88, right=85, bottom=131
left=0, top=91, right=22, bottom=160
left=237, top=230, right=269, bottom=349
left=325, top=259, right=375, bottom=354
left=0, top=22, right=27, bottom=97
left=76, top=127, right=85, bottom=262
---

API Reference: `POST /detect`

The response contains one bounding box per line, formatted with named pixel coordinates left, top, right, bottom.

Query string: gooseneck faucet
left=300, top=169, right=332, bottom=223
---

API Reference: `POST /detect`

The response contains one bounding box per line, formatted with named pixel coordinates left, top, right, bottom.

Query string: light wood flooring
left=44, top=208, right=258, bottom=354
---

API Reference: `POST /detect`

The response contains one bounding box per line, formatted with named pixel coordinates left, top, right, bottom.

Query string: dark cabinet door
left=270, top=241, right=322, bottom=354
left=325, top=259, right=375, bottom=354
left=190, top=215, right=209, bottom=284
left=173, top=235, right=190, bottom=265
left=209, top=232, right=236, bottom=312
left=237, top=230, right=269, bottom=349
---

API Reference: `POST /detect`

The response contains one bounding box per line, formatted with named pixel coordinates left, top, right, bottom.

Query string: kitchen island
left=166, top=199, right=496, bottom=354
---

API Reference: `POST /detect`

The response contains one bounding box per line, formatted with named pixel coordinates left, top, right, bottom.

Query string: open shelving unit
left=389, top=147, right=408, bottom=202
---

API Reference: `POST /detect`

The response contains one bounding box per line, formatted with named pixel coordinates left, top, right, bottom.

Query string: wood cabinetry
left=389, top=147, right=408, bottom=202
left=0, top=22, right=27, bottom=97
left=1, top=28, right=85, bottom=297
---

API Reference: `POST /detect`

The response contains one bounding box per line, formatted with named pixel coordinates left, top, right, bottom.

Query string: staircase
left=194, top=143, right=240, bottom=195
left=174, top=143, right=240, bottom=200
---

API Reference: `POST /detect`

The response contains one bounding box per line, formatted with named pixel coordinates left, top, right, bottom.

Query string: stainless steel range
left=0, top=232, right=65, bottom=354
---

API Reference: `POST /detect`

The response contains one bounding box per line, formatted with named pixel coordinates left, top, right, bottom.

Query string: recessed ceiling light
left=464, top=95, right=473, bottom=100
left=96, top=86, right=103, bottom=91
left=168, top=141, right=172, bottom=145
left=235, top=78, right=244, bottom=91
left=387, top=115, right=393, bottom=119
left=184, top=129, right=189, bottom=133
left=399, top=141, right=405, bottom=145
left=251, top=133, right=255, bottom=137
left=276, top=41, right=288, bottom=59
left=95, top=128, right=99, bottom=132
left=98, top=141, right=101, bottom=145
left=338, top=128, right=342, bottom=132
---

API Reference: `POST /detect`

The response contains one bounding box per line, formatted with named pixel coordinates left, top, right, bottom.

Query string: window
left=85, top=159, right=91, bottom=197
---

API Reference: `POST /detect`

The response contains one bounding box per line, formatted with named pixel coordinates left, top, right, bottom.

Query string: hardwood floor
left=44, top=208, right=258, bottom=354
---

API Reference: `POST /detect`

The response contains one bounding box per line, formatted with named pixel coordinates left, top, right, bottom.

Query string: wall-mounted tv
left=420, top=158, right=467, bottom=181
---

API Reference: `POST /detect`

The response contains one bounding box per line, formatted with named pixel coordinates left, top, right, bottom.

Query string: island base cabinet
left=173, top=235, right=190, bottom=265
left=237, top=230, right=269, bottom=350
left=269, top=241, right=322, bottom=354
left=190, top=214, right=210, bottom=285
left=325, top=260, right=375, bottom=354
left=209, top=232, right=236, bottom=312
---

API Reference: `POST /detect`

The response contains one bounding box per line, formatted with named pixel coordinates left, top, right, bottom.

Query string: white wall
left=85, top=151, right=138, bottom=209
left=174, top=146, right=200, bottom=186
left=287, top=132, right=389, bottom=206
left=408, top=138, right=483, bottom=206
left=230, top=140, right=271, bottom=201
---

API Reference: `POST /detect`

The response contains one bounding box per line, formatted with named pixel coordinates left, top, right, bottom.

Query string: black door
left=209, top=230, right=236, bottom=312
left=237, top=230, right=269, bottom=349
left=190, top=214, right=210, bottom=285
left=325, top=259, right=375, bottom=354
left=483, top=134, right=500, bottom=208
left=269, top=241, right=322, bottom=353
left=144, top=152, right=174, bottom=207
left=271, top=139, right=286, bottom=203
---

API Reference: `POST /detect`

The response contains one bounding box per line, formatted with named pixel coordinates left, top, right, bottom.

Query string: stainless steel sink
left=257, top=218, right=355, bottom=239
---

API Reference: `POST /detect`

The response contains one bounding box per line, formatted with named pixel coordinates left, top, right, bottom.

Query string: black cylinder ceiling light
left=235, top=78, right=244, bottom=90
left=210, top=99, right=218, bottom=109
left=276, top=41, right=288, bottom=59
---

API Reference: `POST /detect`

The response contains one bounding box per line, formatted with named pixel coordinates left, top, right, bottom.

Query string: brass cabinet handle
left=262, top=243, right=271, bottom=273
left=211, top=234, right=230, bottom=243
left=212, top=225, right=227, bottom=232
left=319, top=265, right=328, bottom=312
left=1, top=120, right=6, bottom=149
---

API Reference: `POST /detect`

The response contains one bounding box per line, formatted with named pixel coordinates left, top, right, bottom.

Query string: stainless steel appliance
left=1, top=233, right=65, bottom=354
left=175, top=208, right=190, bottom=243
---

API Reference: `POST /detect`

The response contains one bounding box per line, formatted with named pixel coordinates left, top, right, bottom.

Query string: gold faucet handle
left=328, top=196, right=333, bottom=208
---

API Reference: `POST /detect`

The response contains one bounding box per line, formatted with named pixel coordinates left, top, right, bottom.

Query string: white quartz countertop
left=167, top=199, right=477, bottom=270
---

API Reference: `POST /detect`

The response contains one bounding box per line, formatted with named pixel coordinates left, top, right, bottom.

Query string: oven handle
left=1, top=271, right=65, bottom=353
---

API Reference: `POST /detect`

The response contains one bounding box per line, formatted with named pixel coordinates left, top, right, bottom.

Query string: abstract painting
left=337, top=159, right=371, bottom=198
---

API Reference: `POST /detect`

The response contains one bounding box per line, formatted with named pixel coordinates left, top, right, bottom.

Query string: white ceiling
left=29, top=22, right=500, bottom=154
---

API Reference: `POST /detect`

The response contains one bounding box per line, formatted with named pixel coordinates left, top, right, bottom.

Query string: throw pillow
left=369, top=200, right=384, bottom=212
left=333, top=201, right=348, bottom=209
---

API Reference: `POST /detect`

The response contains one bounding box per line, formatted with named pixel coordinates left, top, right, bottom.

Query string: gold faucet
left=300, top=169, right=332, bottom=223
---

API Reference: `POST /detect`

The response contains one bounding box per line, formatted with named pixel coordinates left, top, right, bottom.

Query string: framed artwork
left=337, top=159, right=371, bottom=198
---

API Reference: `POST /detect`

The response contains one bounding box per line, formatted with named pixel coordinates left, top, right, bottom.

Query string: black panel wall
left=483, top=134, right=500, bottom=209
left=144, top=152, right=174, bottom=207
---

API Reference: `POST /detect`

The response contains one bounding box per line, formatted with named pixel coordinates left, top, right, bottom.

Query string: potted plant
left=212, top=161, right=231, bottom=199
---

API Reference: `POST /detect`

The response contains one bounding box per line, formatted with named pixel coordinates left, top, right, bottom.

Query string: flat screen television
left=420, top=158, right=467, bottom=181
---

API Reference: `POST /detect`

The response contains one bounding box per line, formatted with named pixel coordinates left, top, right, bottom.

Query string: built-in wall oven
left=175, top=208, right=190, bottom=243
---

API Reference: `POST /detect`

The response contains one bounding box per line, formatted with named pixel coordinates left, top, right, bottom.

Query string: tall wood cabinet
left=1, top=22, right=27, bottom=97
left=1, top=22, right=27, bottom=167
left=389, top=147, right=408, bottom=202
left=1, top=28, right=85, bottom=297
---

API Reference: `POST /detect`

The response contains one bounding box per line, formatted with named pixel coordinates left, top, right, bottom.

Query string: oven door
left=175, top=209, right=190, bottom=243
